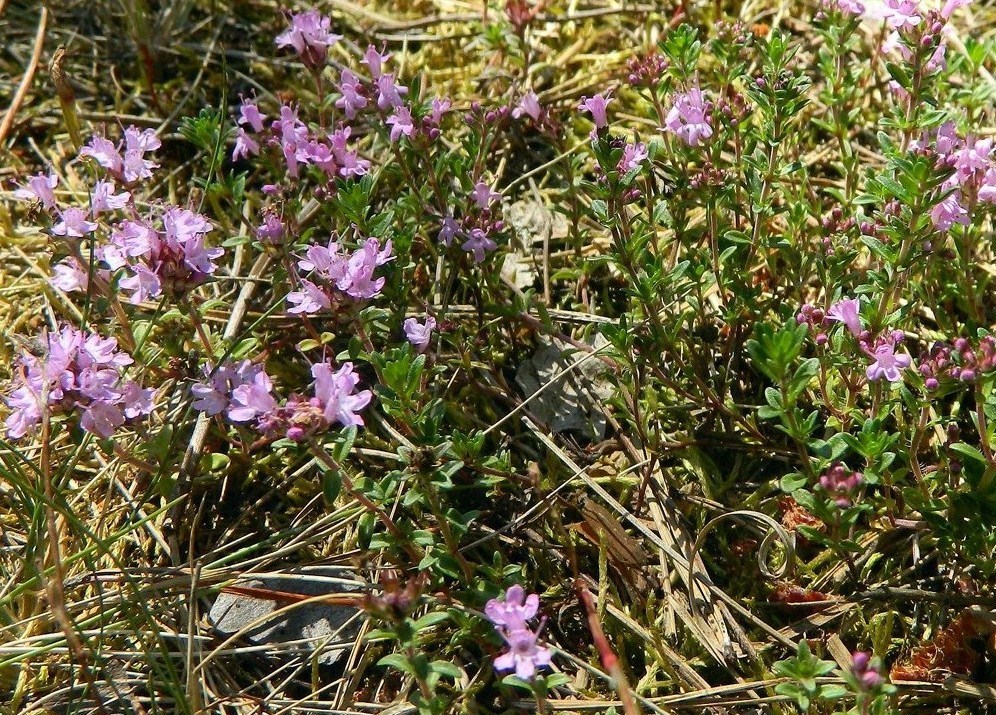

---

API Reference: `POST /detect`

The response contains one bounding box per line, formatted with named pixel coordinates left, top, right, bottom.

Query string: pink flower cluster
left=818, top=463, right=863, bottom=507
left=796, top=297, right=863, bottom=345
left=911, top=122, right=996, bottom=231
left=919, top=335, right=996, bottom=389
left=851, top=651, right=885, bottom=690
left=275, top=9, right=341, bottom=69
left=286, top=236, right=394, bottom=314
left=192, top=359, right=372, bottom=440
left=234, top=100, right=371, bottom=181
left=5, top=325, right=154, bottom=439
left=485, top=585, right=552, bottom=681
left=437, top=180, right=504, bottom=264
left=15, top=128, right=225, bottom=304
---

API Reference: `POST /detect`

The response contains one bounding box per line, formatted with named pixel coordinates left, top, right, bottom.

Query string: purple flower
left=818, top=463, right=863, bottom=507
left=512, top=92, right=542, bottom=121
left=493, top=627, right=553, bottom=681
left=618, top=142, right=648, bottom=174
left=287, top=278, right=333, bottom=314
left=192, top=360, right=264, bottom=416
left=228, top=369, right=277, bottom=423
left=51, top=207, right=97, bottom=237
left=328, top=126, right=370, bottom=177
left=275, top=10, right=341, bottom=68
left=438, top=215, right=461, bottom=247
left=485, top=585, right=539, bottom=632
left=233, top=128, right=260, bottom=161
left=256, top=212, right=286, bottom=244
left=462, top=227, right=497, bottom=264
left=386, top=106, right=415, bottom=142
left=427, top=97, right=451, bottom=126
left=288, top=237, right=392, bottom=313
left=931, top=186, right=969, bottom=231
left=664, top=87, right=713, bottom=146
left=4, top=324, right=151, bottom=440
left=238, top=96, right=266, bottom=133
left=121, top=126, right=161, bottom=183
left=403, top=316, right=436, bottom=352
left=312, top=362, right=372, bottom=428
left=471, top=181, right=501, bottom=209
left=51, top=257, right=90, bottom=293
left=578, top=93, right=611, bottom=128
left=865, top=340, right=912, bottom=382
left=941, top=0, right=972, bottom=19
left=882, top=0, right=921, bottom=28
left=361, top=44, right=391, bottom=79
left=335, top=68, right=368, bottom=120
left=979, top=167, right=996, bottom=204
left=375, top=74, right=408, bottom=111
left=826, top=297, right=862, bottom=336
left=13, top=172, right=59, bottom=210
left=80, top=135, right=124, bottom=175
left=851, top=651, right=885, bottom=690
left=90, top=180, right=131, bottom=216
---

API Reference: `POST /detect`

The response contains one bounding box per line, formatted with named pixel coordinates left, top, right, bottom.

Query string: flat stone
left=208, top=567, right=365, bottom=666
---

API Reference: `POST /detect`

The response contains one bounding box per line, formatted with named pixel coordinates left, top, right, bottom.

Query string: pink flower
left=375, top=74, right=408, bottom=111
left=618, top=142, right=648, bottom=174
left=386, top=106, right=415, bottom=142
left=485, top=585, right=539, bottom=632
left=361, top=44, right=391, bottom=80
left=882, top=0, right=921, bottom=28
left=664, top=87, right=713, bottom=146
left=931, top=185, right=969, bottom=231
left=13, top=172, right=58, bottom=210
left=941, top=0, right=972, bottom=19
left=978, top=167, right=996, bottom=203
left=90, top=180, right=130, bottom=216
left=80, top=135, right=124, bottom=175
left=275, top=10, right=340, bottom=68
left=403, top=316, right=436, bottom=352
left=238, top=96, right=266, bottom=132
left=493, top=627, right=552, bottom=681
left=865, top=340, right=912, bottom=382
left=51, top=257, right=90, bottom=293
left=826, top=297, right=862, bottom=336
left=228, top=369, right=277, bottom=423
left=121, top=126, right=161, bottom=183
left=471, top=181, right=501, bottom=209
left=512, top=92, right=542, bottom=121
left=312, top=362, right=373, bottom=428
left=233, top=128, right=260, bottom=161
left=51, top=207, right=97, bottom=237
left=818, top=463, right=863, bottom=507
left=578, top=93, right=611, bottom=128
left=335, top=68, right=368, bottom=120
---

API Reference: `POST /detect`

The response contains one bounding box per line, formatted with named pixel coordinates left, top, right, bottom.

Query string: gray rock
left=208, top=567, right=365, bottom=666
left=515, top=334, right=613, bottom=440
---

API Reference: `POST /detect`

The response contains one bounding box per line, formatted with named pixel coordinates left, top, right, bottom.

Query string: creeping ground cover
left=3, top=0, right=996, bottom=712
